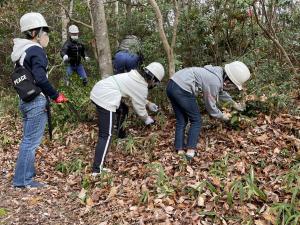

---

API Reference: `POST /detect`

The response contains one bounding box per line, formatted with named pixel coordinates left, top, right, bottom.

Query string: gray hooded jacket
left=171, top=65, right=233, bottom=118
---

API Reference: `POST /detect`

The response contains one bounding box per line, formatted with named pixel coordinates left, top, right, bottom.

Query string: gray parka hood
left=11, top=38, right=41, bottom=63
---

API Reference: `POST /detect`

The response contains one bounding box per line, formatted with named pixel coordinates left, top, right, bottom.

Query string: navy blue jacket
left=24, top=46, right=59, bottom=99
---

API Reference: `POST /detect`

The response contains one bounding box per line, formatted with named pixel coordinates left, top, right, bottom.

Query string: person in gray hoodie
left=11, top=12, right=68, bottom=188
left=166, top=61, right=251, bottom=159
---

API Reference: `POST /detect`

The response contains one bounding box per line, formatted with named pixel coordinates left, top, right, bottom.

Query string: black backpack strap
left=14, top=59, right=21, bottom=67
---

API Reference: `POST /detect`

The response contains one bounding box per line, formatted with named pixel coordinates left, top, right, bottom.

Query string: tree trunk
left=252, top=2, right=297, bottom=76
left=114, top=1, right=119, bottom=47
left=90, top=0, right=113, bottom=78
left=86, top=0, right=98, bottom=60
left=148, top=0, right=180, bottom=77
left=61, top=0, right=73, bottom=43
left=126, top=0, right=132, bottom=18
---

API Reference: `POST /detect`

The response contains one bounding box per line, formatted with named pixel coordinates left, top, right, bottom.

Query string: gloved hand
left=147, top=102, right=159, bottom=112
left=233, top=101, right=245, bottom=111
left=63, top=55, right=69, bottom=62
left=54, top=93, right=68, bottom=103
left=144, top=116, right=155, bottom=125
left=85, top=56, right=90, bottom=61
left=220, top=114, right=230, bottom=122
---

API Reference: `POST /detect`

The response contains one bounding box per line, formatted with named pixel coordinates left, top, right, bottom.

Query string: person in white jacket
left=166, top=61, right=251, bottom=159
left=90, top=62, right=165, bottom=175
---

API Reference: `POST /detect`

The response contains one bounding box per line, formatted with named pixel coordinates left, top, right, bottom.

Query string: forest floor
left=1, top=109, right=300, bottom=225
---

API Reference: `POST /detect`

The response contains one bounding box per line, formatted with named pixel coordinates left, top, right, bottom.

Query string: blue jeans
left=13, top=95, right=47, bottom=187
left=66, top=64, right=87, bottom=79
left=113, top=51, right=141, bottom=74
left=166, top=80, right=202, bottom=151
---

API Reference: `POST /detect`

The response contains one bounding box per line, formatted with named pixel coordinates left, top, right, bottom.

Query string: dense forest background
left=0, top=0, right=300, bottom=224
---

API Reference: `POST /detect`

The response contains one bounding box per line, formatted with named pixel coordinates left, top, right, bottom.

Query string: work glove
left=54, top=93, right=68, bottom=103
left=85, top=56, right=90, bottom=61
left=63, top=55, right=69, bottom=62
left=147, top=102, right=159, bottom=112
left=144, top=116, right=155, bottom=125
left=220, top=114, right=230, bottom=122
left=233, top=101, right=245, bottom=112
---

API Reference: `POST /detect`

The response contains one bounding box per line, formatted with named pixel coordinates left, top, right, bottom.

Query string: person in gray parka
left=166, top=61, right=251, bottom=159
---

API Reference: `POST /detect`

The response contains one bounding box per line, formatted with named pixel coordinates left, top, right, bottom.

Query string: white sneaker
left=91, top=172, right=99, bottom=177
left=186, top=149, right=196, bottom=159
left=91, top=168, right=111, bottom=177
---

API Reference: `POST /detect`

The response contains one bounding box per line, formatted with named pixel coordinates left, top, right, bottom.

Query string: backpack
left=11, top=61, right=41, bottom=102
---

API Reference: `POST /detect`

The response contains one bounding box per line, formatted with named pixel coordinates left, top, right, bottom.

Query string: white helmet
left=20, top=12, right=49, bottom=32
left=68, top=25, right=79, bottom=33
left=145, top=62, right=165, bottom=82
left=224, top=61, right=251, bottom=90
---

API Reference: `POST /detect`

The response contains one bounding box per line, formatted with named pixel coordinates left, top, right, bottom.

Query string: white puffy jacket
left=90, top=70, right=149, bottom=120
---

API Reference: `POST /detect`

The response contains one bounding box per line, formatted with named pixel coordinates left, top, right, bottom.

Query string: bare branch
left=59, top=2, right=93, bottom=29
left=252, top=1, right=297, bottom=75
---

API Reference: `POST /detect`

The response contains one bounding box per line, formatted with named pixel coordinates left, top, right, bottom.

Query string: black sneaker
left=83, top=79, right=88, bottom=86
left=117, top=129, right=127, bottom=139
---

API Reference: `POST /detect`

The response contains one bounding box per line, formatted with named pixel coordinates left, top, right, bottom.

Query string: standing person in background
left=166, top=61, right=251, bottom=159
left=61, top=25, right=89, bottom=86
left=113, top=35, right=157, bottom=138
left=90, top=62, right=165, bottom=175
left=113, top=34, right=144, bottom=74
left=11, top=12, right=68, bottom=188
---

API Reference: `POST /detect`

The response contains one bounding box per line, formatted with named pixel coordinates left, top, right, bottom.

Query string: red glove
left=54, top=93, right=68, bottom=103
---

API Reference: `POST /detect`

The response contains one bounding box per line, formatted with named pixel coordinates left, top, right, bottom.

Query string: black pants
left=115, top=101, right=129, bottom=138
left=93, top=105, right=115, bottom=173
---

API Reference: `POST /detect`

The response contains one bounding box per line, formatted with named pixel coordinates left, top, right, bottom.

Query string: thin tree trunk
left=115, top=1, right=119, bottom=47
left=61, top=0, right=73, bottom=43
left=126, top=0, right=132, bottom=18
left=252, top=2, right=297, bottom=76
left=86, top=0, right=98, bottom=60
left=148, top=0, right=180, bottom=77
left=90, top=0, right=113, bottom=78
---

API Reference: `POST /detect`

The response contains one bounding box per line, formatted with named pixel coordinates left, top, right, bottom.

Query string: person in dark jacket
left=113, top=35, right=144, bottom=74
left=61, top=25, right=89, bottom=86
left=113, top=35, right=146, bottom=138
left=11, top=12, right=68, bottom=188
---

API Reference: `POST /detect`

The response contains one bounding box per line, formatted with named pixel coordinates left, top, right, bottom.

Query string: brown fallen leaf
left=273, top=147, right=280, bottom=154
left=29, top=197, right=42, bottom=205
left=86, top=197, right=94, bottom=207
left=98, top=221, right=108, bottom=225
left=78, top=188, right=87, bottom=201
left=186, top=165, right=194, bottom=177
left=91, top=187, right=102, bottom=202
left=211, top=177, right=221, bottom=187
left=262, top=207, right=277, bottom=224
left=254, top=220, right=267, bottom=225
left=256, top=134, right=269, bottom=143
left=235, top=161, right=246, bottom=174
left=107, top=186, right=118, bottom=199
left=164, top=206, right=174, bottom=214
left=197, top=194, right=205, bottom=207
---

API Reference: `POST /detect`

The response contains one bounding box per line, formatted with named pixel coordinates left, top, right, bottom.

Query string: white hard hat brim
left=224, top=64, right=243, bottom=90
